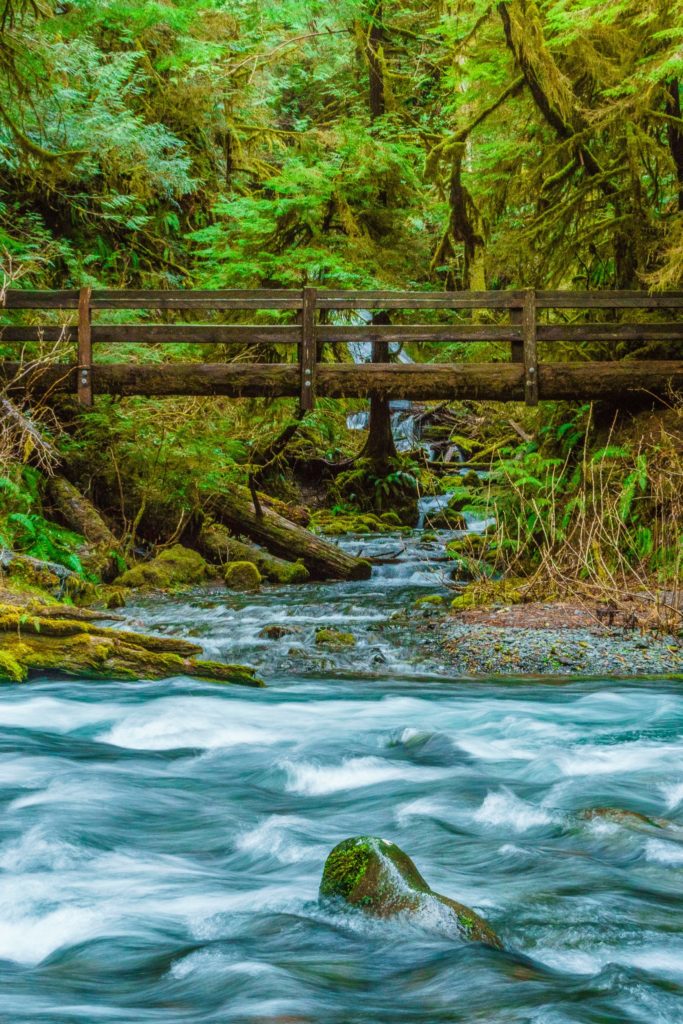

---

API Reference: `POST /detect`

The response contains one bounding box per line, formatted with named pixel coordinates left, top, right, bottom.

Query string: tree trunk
left=208, top=484, right=371, bottom=580
left=363, top=312, right=397, bottom=470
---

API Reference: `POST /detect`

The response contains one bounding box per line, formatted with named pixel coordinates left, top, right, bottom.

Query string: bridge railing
left=2, top=288, right=683, bottom=411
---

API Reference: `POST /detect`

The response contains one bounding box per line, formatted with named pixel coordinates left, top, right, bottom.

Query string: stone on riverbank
left=319, top=836, right=502, bottom=947
left=224, top=560, right=262, bottom=592
left=116, top=545, right=210, bottom=590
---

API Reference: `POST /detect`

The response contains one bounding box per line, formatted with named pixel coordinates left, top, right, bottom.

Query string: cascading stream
left=0, top=525, right=680, bottom=1023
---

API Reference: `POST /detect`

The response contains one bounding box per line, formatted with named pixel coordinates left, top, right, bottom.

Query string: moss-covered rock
left=224, top=560, right=262, bottom=592
left=0, top=650, right=27, bottom=683
left=319, top=836, right=502, bottom=947
left=116, top=545, right=210, bottom=591
left=311, top=510, right=408, bottom=536
left=414, top=594, right=445, bottom=608
left=0, top=603, right=264, bottom=687
left=198, top=521, right=309, bottom=584
left=315, top=627, right=356, bottom=648
left=258, top=623, right=301, bottom=640
left=579, top=807, right=671, bottom=830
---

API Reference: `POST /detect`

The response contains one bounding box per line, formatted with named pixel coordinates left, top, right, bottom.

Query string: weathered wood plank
left=536, top=323, right=683, bottom=341
left=522, top=289, right=538, bottom=405
left=300, top=287, right=317, bottom=412
left=316, top=325, right=522, bottom=342
left=90, top=290, right=302, bottom=310
left=77, top=287, right=93, bottom=407
left=90, top=325, right=301, bottom=344
left=316, top=290, right=525, bottom=309
left=2, top=360, right=681, bottom=402
left=536, top=291, right=683, bottom=309
left=0, top=327, right=78, bottom=342
left=2, top=290, right=79, bottom=309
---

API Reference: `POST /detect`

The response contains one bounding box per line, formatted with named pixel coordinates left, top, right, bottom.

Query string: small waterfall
left=344, top=317, right=428, bottom=454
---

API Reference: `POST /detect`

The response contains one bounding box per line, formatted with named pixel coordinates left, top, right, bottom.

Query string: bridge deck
left=1, top=288, right=682, bottom=410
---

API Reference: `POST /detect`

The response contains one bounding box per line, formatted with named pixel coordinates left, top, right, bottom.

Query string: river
left=0, top=529, right=682, bottom=1022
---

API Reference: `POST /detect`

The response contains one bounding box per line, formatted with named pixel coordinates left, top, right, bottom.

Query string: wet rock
left=116, top=545, right=210, bottom=591
left=224, top=560, right=262, bottom=592
left=314, top=627, right=356, bottom=648
left=319, top=836, right=501, bottom=947
left=258, top=623, right=301, bottom=640
left=580, top=807, right=671, bottom=830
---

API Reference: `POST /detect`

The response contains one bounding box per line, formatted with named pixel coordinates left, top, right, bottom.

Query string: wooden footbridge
left=2, top=287, right=682, bottom=412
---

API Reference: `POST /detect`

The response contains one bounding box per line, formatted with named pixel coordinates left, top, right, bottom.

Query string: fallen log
left=208, top=485, right=371, bottom=581
left=0, top=605, right=264, bottom=686
left=47, top=474, right=122, bottom=580
left=197, top=520, right=309, bottom=584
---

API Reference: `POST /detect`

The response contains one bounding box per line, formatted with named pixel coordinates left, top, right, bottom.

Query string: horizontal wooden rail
left=2, top=360, right=681, bottom=402
left=2, top=287, right=682, bottom=411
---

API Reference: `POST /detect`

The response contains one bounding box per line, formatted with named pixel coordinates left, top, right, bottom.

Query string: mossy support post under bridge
left=2, top=288, right=683, bottom=414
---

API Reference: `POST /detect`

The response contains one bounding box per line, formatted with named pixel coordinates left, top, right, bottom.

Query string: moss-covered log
left=197, top=520, right=309, bottom=584
left=208, top=485, right=371, bottom=581
left=0, top=606, right=263, bottom=686
left=46, top=474, right=123, bottom=580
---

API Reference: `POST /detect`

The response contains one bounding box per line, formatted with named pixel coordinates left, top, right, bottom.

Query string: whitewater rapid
left=0, top=530, right=681, bottom=1022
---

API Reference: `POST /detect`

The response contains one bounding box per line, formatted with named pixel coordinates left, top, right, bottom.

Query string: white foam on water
left=235, top=815, right=317, bottom=864
left=538, top=944, right=683, bottom=979
left=99, top=697, right=280, bottom=751
left=474, top=790, right=554, bottom=831
left=0, top=905, right=102, bottom=965
left=0, top=696, right=118, bottom=732
left=9, top=778, right=116, bottom=811
left=660, top=780, right=683, bottom=811
left=169, top=949, right=237, bottom=979
left=395, top=797, right=448, bottom=825
left=282, top=756, right=446, bottom=796
left=644, top=839, right=683, bottom=865
left=556, top=742, right=683, bottom=778
left=0, top=755, right=64, bottom=790
left=0, top=825, right=89, bottom=872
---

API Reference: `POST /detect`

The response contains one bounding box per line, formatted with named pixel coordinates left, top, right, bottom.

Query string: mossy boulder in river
left=314, top=627, right=356, bottom=648
left=320, top=836, right=502, bottom=947
left=224, top=560, right=262, bottom=592
left=116, top=545, right=210, bottom=590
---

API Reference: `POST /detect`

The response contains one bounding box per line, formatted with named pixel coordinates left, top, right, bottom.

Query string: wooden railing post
left=510, top=298, right=523, bottom=365
left=522, top=287, right=538, bottom=405
left=77, top=285, right=93, bottom=406
left=300, top=286, right=316, bottom=414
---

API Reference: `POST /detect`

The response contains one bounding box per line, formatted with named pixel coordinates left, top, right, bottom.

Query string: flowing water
left=1, top=529, right=682, bottom=1023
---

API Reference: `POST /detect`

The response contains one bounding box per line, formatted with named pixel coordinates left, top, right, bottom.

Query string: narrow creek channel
left=0, top=526, right=682, bottom=1022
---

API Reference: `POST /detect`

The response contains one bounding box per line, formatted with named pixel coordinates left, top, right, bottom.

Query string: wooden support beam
left=522, top=288, right=538, bottom=405
left=77, top=286, right=93, bottom=407
left=300, top=287, right=317, bottom=413
left=510, top=303, right=523, bottom=364
left=3, top=360, right=682, bottom=403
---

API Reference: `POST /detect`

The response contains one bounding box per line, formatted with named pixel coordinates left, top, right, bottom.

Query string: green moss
left=116, top=544, right=209, bottom=590
left=266, top=558, right=309, bottom=584
left=414, top=594, right=445, bottom=608
left=192, top=660, right=265, bottom=687
left=451, top=578, right=528, bottom=611
left=0, top=650, right=27, bottom=683
left=224, top=560, right=262, bottom=591
left=320, top=837, right=375, bottom=900
left=315, top=627, right=356, bottom=647
left=318, top=835, right=502, bottom=947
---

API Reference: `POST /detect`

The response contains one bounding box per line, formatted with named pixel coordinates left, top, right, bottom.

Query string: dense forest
left=0, top=0, right=681, bottom=630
